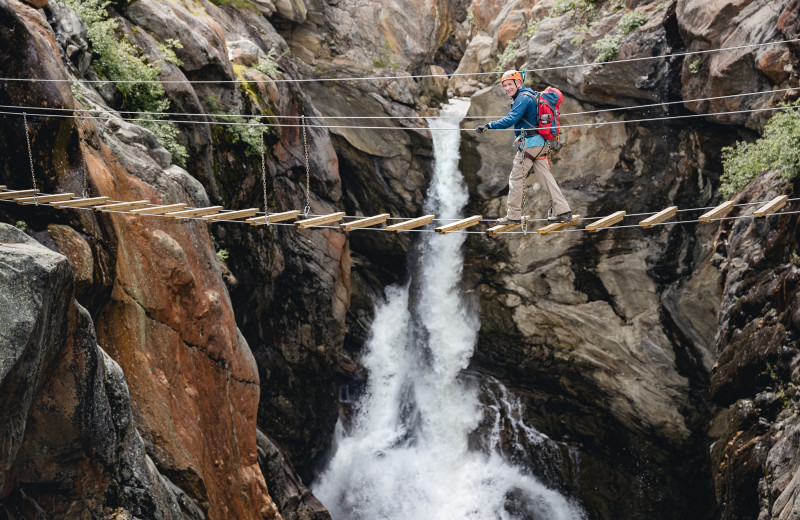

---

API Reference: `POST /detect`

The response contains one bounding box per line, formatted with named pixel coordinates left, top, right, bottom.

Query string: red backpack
left=536, top=87, right=563, bottom=141
left=519, top=87, right=563, bottom=141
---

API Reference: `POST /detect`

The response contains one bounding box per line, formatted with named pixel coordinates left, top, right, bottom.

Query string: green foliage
left=255, top=48, right=282, bottom=78
left=208, top=0, right=257, bottom=9
left=570, top=35, right=585, bottom=45
left=593, top=33, right=622, bottom=62
left=15, top=220, right=26, bottom=231
left=372, top=39, right=399, bottom=70
left=139, top=119, right=189, bottom=166
left=720, top=102, right=800, bottom=197
left=466, top=7, right=476, bottom=26
left=764, top=362, right=799, bottom=412
left=657, top=1, right=671, bottom=10
left=593, top=9, right=647, bottom=62
left=618, top=10, right=647, bottom=36
left=552, top=0, right=577, bottom=15
left=216, top=248, right=230, bottom=262
left=494, top=41, right=519, bottom=71
left=526, top=19, right=541, bottom=38
left=202, top=96, right=263, bottom=158
left=158, top=38, right=184, bottom=67
left=63, top=0, right=187, bottom=166
left=689, top=58, right=702, bottom=74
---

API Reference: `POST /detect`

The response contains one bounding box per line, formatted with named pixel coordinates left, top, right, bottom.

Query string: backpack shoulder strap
left=516, top=90, right=539, bottom=130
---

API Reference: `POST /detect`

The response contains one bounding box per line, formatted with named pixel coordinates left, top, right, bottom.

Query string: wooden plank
left=202, top=208, right=259, bottom=221
left=50, top=196, right=110, bottom=208
left=754, top=195, right=788, bottom=218
left=486, top=216, right=530, bottom=237
left=435, top=215, right=483, bottom=234
left=0, top=189, right=36, bottom=200
left=699, top=201, right=734, bottom=223
left=129, top=203, right=188, bottom=215
left=341, top=213, right=390, bottom=231
left=167, top=206, right=224, bottom=219
left=386, top=214, right=436, bottom=232
left=537, top=215, right=582, bottom=236
left=95, top=200, right=151, bottom=212
left=586, top=210, right=626, bottom=233
left=0, top=185, right=6, bottom=191
left=639, top=206, right=677, bottom=229
left=294, top=212, right=347, bottom=228
left=16, top=193, right=75, bottom=205
left=247, top=210, right=300, bottom=226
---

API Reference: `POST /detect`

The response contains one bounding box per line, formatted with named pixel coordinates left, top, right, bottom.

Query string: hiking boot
left=546, top=211, right=572, bottom=223
left=496, top=216, right=521, bottom=225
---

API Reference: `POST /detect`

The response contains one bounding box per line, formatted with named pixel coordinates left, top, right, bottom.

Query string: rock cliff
left=0, top=0, right=798, bottom=519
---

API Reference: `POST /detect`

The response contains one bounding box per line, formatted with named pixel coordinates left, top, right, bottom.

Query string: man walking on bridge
left=476, top=70, right=572, bottom=225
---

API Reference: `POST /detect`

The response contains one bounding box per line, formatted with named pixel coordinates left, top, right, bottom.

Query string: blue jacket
left=488, top=86, right=545, bottom=147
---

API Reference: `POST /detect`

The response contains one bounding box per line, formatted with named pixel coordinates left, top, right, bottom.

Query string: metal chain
left=521, top=175, right=528, bottom=234
left=302, top=115, right=311, bottom=215
left=78, top=112, right=89, bottom=198
left=23, top=112, right=38, bottom=205
left=261, top=130, right=270, bottom=224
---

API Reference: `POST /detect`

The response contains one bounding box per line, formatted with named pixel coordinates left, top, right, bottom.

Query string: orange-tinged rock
left=497, top=10, right=526, bottom=49
left=84, top=128, right=280, bottom=520
left=47, top=224, right=94, bottom=296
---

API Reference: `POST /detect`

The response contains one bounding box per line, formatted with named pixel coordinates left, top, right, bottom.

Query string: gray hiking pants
left=506, top=144, right=570, bottom=221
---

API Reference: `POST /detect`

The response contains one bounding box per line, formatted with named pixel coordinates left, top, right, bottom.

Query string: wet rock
left=257, top=430, right=331, bottom=520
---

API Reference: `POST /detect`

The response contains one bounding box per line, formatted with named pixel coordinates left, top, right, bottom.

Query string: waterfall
left=313, top=99, right=585, bottom=520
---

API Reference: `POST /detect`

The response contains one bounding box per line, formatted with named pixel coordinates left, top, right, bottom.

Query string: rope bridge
left=1, top=186, right=794, bottom=237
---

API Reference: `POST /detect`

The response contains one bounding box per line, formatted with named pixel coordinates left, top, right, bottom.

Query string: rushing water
left=313, top=100, right=585, bottom=520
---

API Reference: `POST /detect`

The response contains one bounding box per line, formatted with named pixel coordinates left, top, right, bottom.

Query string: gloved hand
left=475, top=124, right=489, bottom=134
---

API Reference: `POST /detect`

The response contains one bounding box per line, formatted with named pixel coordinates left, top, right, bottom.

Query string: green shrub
left=63, top=0, right=187, bottom=166
left=552, top=0, right=576, bottom=15
left=593, top=9, right=647, bottom=62
left=15, top=220, right=26, bottom=231
left=593, top=33, right=622, bottom=62
left=158, top=38, right=184, bottom=67
left=216, top=248, right=230, bottom=262
left=255, top=48, right=281, bottom=78
left=526, top=19, right=541, bottom=38
left=466, top=7, right=476, bottom=26
left=689, top=58, right=702, bottom=74
left=720, top=102, right=800, bottom=197
left=618, top=10, right=647, bottom=36
left=495, top=41, right=519, bottom=71
left=202, top=96, right=263, bottom=158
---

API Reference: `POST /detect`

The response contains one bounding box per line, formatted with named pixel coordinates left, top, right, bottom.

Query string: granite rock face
left=1, top=0, right=800, bottom=518
left=454, top=0, right=799, bottom=518
left=0, top=224, right=185, bottom=519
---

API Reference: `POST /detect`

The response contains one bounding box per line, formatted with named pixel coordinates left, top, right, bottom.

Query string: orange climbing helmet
left=500, top=70, right=523, bottom=84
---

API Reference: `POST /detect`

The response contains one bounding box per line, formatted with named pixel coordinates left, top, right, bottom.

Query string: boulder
left=677, top=0, right=793, bottom=128
left=0, top=225, right=185, bottom=518
left=0, top=224, right=72, bottom=495
left=449, top=33, right=495, bottom=96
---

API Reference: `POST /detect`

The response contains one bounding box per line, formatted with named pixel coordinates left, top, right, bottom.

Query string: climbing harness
left=23, top=113, right=38, bottom=205
left=301, top=114, right=311, bottom=216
